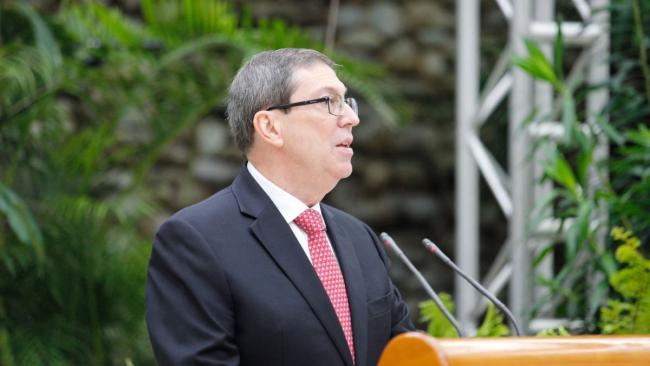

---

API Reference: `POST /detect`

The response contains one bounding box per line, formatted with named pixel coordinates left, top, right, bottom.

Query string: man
left=146, top=48, right=414, bottom=366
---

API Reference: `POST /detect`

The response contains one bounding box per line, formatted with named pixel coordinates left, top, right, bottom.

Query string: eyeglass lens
left=328, top=96, right=358, bottom=116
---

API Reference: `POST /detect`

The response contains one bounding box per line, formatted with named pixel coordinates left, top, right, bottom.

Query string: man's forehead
left=291, top=65, right=347, bottom=95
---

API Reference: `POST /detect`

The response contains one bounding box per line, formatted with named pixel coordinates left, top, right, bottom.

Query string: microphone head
left=422, top=238, right=438, bottom=253
left=381, top=232, right=408, bottom=258
left=379, top=232, right=395, bottom=248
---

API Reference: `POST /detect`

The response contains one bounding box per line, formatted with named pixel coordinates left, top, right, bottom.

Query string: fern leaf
left=600, top=227, right=650, bottom=334
left=476, top=303, right=510, bottom=337
left=418, top=293, right=458, bottom=338
left=0, top=182, right=44, bottom=262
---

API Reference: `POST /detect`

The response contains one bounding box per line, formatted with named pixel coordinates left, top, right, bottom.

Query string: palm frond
left=59, top=2, right=149, bottom=48
left=142, top=0, right=237, bottom=45
left=0, top=46, right=58, bottom=121
left=10, top=2, right=62, bottom=68
left=0, top=182, right=44, bottom=263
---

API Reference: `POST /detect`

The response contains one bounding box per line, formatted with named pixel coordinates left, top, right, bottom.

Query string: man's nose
left=339, top=105, right=360, bottom=128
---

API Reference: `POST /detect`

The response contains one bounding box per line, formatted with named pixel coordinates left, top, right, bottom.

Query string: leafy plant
left=514, top=37, right=615, bottom=325
left=513, top=0, right=650, bottom=330
left=419, top=293, right=459, bottom=338
left=600, top=227, right=650, bottom=334
left=1, top=1, right=407, bottom=364
left=419, top=295, right=509, bottom=338
left=475, top=303, right=510, bottom=337
left=536, top=326, right=570, bottom=336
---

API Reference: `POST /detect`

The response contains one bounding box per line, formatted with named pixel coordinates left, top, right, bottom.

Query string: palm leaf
left=0, top=182, right=44, bottom=263
left=11, top=1, right=62, bottom=68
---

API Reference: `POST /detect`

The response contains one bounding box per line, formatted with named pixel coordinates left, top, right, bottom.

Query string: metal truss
left=455, top=0, right=609, bottom=334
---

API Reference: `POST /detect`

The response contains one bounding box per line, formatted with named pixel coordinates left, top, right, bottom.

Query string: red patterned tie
left=294, top=208, right=355, bottom=364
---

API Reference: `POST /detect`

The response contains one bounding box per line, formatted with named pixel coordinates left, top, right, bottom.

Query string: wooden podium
left=378, top=332, right=650, bottom=366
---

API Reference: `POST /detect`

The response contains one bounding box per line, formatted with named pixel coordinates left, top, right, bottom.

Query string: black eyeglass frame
left=266, top=96, right=358, bottom=116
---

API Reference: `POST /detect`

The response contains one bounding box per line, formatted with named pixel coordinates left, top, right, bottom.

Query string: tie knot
left=294, top=208, right=325, bottom=235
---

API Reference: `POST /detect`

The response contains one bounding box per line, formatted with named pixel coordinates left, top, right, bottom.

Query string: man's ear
left=252, top=110, right=284, bottom=148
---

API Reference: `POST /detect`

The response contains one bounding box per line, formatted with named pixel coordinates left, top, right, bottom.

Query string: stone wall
left=148, top=0, right=508, bottom=325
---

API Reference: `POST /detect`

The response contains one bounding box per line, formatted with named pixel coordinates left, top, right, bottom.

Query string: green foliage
left=607, top=124, right=650, bottom=237
left=0, top=1, right=405, bottom=364
left=536, top=326, right=570, bottom=336
left=475, top=304, right=510, bottom=337
left=0, top=182, right=44, bottom=266
left=606, top=0, right=650, bottom=238
left=419, top=294, right=458, bottom=338
left=513, top=39, right=562, bottom=90
left=514, top=0, right=650, bottom=327
left=600, top=228, right=650, bottom=334
left=419, top=294, right=509, bottom=338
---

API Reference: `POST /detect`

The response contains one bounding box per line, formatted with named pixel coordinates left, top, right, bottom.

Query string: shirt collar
left=247, top=162, right=324, bottom=226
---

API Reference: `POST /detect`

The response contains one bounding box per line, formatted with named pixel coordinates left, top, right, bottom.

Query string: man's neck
left=247, top=158, right=332, bottom=207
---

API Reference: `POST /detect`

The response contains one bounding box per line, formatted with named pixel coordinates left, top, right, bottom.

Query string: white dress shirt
left=247, top=162, right=338, bottom=264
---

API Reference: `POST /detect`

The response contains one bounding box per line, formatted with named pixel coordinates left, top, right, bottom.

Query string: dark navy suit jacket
left=146, top=167, right=414, bottom=366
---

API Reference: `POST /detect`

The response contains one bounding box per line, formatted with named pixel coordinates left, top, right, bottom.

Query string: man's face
left=279, top=63, right=360, bottom=185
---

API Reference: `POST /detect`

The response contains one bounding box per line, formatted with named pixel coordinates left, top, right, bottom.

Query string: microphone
left=422, top=238, right=522, bottom=336
left=380, top=232, right=465, bottom=337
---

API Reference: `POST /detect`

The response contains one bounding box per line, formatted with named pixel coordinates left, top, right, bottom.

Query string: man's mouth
left=337, top=137, right=353, bottom=149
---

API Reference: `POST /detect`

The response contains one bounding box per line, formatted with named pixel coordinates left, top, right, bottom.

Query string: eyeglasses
left=266, top=95, right=358, bottom=116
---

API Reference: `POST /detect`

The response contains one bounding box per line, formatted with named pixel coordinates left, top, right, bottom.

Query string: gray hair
left=226, top=48, right=335, bottom=154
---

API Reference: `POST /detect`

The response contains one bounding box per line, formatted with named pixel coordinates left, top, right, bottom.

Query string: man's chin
left=334, top=164, right=354, bottom=180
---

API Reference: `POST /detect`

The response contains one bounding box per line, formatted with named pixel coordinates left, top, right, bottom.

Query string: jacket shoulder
left=166, top=186, right=241, bottom=230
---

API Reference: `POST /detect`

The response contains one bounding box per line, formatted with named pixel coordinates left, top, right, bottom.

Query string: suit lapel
left=232, top=167, right=355, bottom=366
left=322, top=205, right=368, bottom=366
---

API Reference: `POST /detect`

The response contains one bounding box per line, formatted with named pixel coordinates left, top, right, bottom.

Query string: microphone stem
left=402, top=253, right=466, bottom=338
left=381, top=234, right=465, bottom=337
left=424, top=239, right=522, bottom=336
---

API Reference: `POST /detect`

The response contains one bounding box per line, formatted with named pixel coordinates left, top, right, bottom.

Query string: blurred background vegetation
left=0, top=1, right=395, bottom=364
left=512, top=0, right=650, bottom=332
left=1, top=0, right=648, bottom=365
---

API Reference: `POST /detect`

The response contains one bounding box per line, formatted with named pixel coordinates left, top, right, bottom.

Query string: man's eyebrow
left=314, top=86, right=347, bottom=96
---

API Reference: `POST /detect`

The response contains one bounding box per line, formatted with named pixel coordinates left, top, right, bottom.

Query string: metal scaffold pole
left=454, top=0, right=610, bottom=334
left=509, top=0, right=534, bottom=330
left=455, top=0, right=480, bottom=333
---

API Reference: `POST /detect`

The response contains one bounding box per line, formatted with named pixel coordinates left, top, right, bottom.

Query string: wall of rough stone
left=147, top=0, right=508, bottom=325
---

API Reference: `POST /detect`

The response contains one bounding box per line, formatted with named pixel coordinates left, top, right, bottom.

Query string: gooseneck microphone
left=380, top=233, right=465, bottom=337
left=422, top=238, right=522, bottom=336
